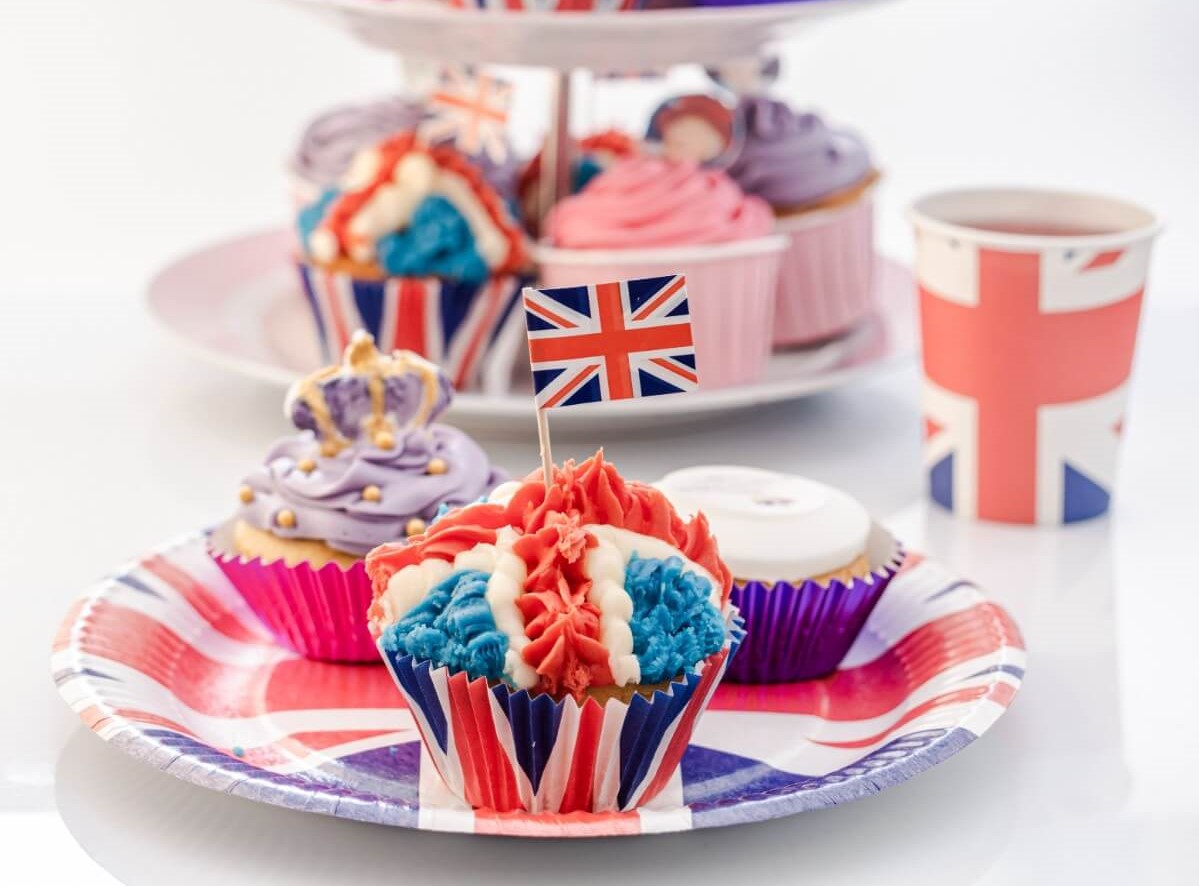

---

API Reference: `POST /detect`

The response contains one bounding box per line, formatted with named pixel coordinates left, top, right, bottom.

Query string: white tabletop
left=4, top=0, right=1198, bottom=882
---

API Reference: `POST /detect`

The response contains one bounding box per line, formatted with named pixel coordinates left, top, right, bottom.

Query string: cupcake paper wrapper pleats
left=772, top=193, right=876, bottom=346
left=296, top=261, right=531, bottom=395
left=727, top=525, right=905, bottom=683
left=209, top=545, right=378, bottom=663
left=380, top=612, right=744, bottom=813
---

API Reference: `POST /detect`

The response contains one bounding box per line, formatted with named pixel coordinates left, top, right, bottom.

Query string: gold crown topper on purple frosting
left=284, top=331, right=454, bottom=457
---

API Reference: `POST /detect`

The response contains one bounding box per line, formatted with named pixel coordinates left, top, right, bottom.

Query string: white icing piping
left=584, top=524, right=722, bottom=610
left=307, top=150, right=513, bottom=270
left=371, top=523, right=719, bottom=692
left=584, top=538, right=640, bottom=688
left=482, top=527, right=537, bottom=689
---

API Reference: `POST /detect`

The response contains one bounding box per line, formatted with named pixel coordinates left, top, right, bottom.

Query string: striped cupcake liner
left=208, top=536, right=378, bottom=664
left=296, top=261, right=531, bottom=395
left=379, top=611, right=744, bottom=813
left=727, top=525, right=904, bottom=683
left=772, top=190, right=876, bottom=347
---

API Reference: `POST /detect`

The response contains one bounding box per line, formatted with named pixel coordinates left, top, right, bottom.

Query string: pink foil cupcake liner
left=379, top=611, right=743, bottom=813
left=727, top=524, right=904, bottom=683
left=208, top=539, right=378, bottom=663
left=533, top=235, right=786, bottom=388
left=773, top=189, right=876, bottom=347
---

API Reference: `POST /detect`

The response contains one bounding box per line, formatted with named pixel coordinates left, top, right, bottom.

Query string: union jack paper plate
left=51, top=532, right=1023, bottom=838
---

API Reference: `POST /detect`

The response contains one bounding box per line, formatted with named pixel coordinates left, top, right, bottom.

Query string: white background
left=2, top=0, right=1198, bottom=883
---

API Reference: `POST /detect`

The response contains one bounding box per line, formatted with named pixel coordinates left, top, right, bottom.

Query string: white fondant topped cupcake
left=654, top=465, right=871, bottom=582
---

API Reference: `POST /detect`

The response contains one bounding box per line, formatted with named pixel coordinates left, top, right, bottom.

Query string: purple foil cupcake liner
left=378, top=611, right=743, bottom=813
left=727, top=525, right=905, bottom=683
left=208, top=541, right=378, bottom=663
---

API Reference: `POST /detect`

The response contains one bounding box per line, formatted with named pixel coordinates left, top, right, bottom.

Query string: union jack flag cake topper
left=523, top=275, right=699, bottom=409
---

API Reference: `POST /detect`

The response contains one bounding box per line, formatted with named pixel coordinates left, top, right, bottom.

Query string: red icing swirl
left=366, top=451, right=732, bottom=698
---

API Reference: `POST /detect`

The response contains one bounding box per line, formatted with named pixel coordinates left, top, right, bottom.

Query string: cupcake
left=655, top=465, right=903, bottom=683
left=295, top=132, right=531, bottom=393
left=366, top=451, right=742, bottom=813
left=210, top=332, right=507, bottom=662
left=289, top=95, right=522, bottom=212
left=726, top=98, right=879, bottom=346
left=534, top=156, right=785, bottom=388
left=517, top=128, right=640, bottom=235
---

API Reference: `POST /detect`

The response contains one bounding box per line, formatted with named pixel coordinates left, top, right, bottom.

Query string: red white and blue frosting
left=297, top=132, right=527, bottom=285
left=367, top=452, right=733, bottom=699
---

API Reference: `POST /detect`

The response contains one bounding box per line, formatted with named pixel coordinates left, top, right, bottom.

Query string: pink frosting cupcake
left=535, top=157, right=785, bottom=388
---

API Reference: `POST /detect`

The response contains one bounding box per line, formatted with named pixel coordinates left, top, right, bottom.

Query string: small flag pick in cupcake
left=522, top=274, right=698, bottom=479
left=419, top=65, right=514, bottom=166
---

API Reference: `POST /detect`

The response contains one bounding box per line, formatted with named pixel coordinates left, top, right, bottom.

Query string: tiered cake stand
left=151, top=0, right=914, bottom=430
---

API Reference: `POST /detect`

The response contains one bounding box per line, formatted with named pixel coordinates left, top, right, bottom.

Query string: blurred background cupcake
left=516, top=128, right=640, bottom=236
left=295, top=132, right=531, bottom=393
left=727, top=97, right=879, bottom=346
left=533, top=156, right=785, bottom=388
left=656, top=465, right=903, bottom=683
left=209, top=332, right=507, bottom=662
left=367, top=451, right=741, bottom=813
left=289, top=93, right=523, bottom=213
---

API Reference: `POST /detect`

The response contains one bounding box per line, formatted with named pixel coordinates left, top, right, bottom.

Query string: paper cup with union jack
left=911, top=188, right=1159, bottom=524
left=379, top=611, right=742, bottom=814
left=533, top=235, right=786, bottom=389
left=297, top=263, right=532, bottom=395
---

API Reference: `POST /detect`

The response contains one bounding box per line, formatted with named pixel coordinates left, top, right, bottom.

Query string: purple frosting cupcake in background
left=724, top=96, right=881, bottom=346
left=289, top=95, right=522, bottom=208
left=209, top=331, right=507, bottom=662
left=727, top=97, right=875, bottom=213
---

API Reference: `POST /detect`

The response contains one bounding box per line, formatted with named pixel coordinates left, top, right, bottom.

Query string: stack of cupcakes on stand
left=294, top=132, right=531, bottom=393
left=656, top=465, right=904, bottom=682
left=366, top=452, right=744, bottom=813
left=533, top=155, right=786, bottom=388
left=209, top=331, right=506, bottom=662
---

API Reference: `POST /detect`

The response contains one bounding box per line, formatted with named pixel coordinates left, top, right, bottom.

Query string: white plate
left=278, top=0, right=893, bottom=71
left=146, top=228, right=916, bottom=432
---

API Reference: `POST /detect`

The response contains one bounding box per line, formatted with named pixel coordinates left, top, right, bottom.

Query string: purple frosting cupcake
left=726, top=97, right=875, bottom=214
left=290, top=95, right=522, bottom=206
left=210, top=332, right=507, bottom=662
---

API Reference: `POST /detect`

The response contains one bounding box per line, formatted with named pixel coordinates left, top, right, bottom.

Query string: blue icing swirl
left=376, top=195, right=489, bottom=284
left=379, top=569, right=508, bottom=681
left=625, top=555, right=726, bottom=684
left=297, top=188, right=338, bottom=249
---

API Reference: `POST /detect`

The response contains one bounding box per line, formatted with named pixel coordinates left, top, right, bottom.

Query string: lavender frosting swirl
left=726, top=98, right=872, bottom=209
left=287, top=370, right=453, bottom=441
left=238, top=427, right=506, bottom=557
left=292, top=95, right=521, bottom=202
left=293, top=97, right=429, bottom=189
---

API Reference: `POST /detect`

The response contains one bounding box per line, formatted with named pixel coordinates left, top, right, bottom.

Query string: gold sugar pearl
left=297, top=457, right=317, bottom=473
left=276, top=509, right=297, bottom=529
left=374, top=431, right=396, bottom=450
left=238, top=485, right=255, bottom=504
left=426, top=457, right=449, bottom=475
left=405, top=517, right=427, bottom=537
left=362, top=485, right=382, bottom=503
left=320, top=440, right=341, bottom=457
